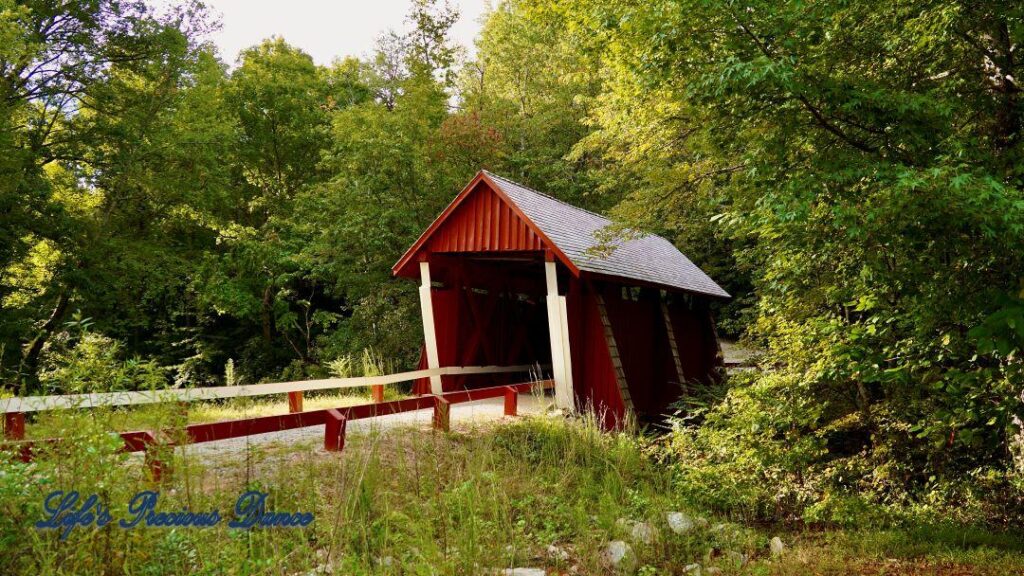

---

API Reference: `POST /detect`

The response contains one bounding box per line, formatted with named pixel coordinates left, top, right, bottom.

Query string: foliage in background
left=554, top=0, right=1024, bottom=524
left=1, top=0, right=485, bottom=388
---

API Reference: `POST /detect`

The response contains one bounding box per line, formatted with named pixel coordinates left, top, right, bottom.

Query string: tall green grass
left=3, top=410, right=1022, bottom=575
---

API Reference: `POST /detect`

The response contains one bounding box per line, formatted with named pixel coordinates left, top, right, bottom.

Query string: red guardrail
left=1, top=381, right=550, bottom=480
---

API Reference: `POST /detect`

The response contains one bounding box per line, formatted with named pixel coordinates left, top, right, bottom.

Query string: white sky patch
left=155, top=0, right=490, bottom=65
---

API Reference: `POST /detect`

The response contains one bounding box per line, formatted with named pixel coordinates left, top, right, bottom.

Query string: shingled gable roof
left=393, top=170, right=730, bottom=299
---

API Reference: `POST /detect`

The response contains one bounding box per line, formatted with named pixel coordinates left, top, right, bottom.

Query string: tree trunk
left=261, top=284, right=276, bottom=343
left=994, top=19, right=1020, bottom=151
left=18, top=289, right=70, bottom=394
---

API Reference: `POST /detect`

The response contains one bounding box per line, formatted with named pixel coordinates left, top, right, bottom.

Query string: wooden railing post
left=432, top=397, right=450, bottom=432
left=324, top=409, right=347, bottom=452
left=4, top=413, right=25, bottom=440
left=288, top=391, right=304, bottom=413
left=137, top=432, right=167, bottom=482
left=144, top=449, right=165, bottom=482
left=503, top=387, right=518, bottom=417
left=371, top=384, right=384, bottom=403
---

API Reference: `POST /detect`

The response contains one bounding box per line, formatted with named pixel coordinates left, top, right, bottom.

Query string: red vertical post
left=4, top=413, right=25, bottom=440
left=17, top=443, right=34, bottom=463
left=288, top=391, right=304, bottom=413
left=433, top=397, right=450, bottom=432
left=324, top=409, right=347, bottom=452
left=371, top=384, right=385, bottom=403
left=144, top=448, right=164, bottom=482
left=139, top=432, right=166, bottom=482
left=503, top=387, right=518, bottom=417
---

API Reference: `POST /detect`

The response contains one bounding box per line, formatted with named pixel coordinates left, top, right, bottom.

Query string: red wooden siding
left=410, top=273, right=722, bottom=429
left=600, top=285, right=672, bottom=417
left=666, top=297, right=721, bottom=389
left=566, top=281, right=720, bottom=427
left=572, top=281, right=626, bottom=425
left=425, top=183, right=545, bottom=253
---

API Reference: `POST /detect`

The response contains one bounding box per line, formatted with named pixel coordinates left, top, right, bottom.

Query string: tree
left=293, top=0, right=471, bottom=366
left=406, top=0, right=461, bottom=86
left=560, top=0, right=1024, bottom=520
left=457, top=0, right=608, bottom=210
left=188, top=38, right=336, bottom=378
left=0, top=0, right=220, bottom=391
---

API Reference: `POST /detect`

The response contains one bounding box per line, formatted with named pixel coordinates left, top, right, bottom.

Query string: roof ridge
left=483, top=170, right=675, bottom=248
left=481, top=170, right=617, bottom=223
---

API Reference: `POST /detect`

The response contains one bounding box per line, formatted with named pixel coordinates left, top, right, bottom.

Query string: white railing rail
left=1, top=364, right=540, bottom=413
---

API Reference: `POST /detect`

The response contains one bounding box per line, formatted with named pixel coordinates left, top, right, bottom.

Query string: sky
left=165, top=0, right=491, bottom=65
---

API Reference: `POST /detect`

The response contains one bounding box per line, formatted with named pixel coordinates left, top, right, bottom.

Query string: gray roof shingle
left=484, top=171, right=730, bottom=299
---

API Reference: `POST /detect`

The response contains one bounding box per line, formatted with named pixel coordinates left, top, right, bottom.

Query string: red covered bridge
left=393, top=171, right=729, bottom=427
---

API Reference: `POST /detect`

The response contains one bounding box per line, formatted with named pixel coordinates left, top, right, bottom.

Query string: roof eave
left=579, top=269, right=731, bottom=300
left=391, top=171, right=489, bottom=278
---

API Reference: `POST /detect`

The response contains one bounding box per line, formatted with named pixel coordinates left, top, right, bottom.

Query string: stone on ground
left=547, top=544, right=569, bottom=561
left=616, top=518, right=657, bottom=544
left=667, top=512, right=695, bottom=534
left=501, top=569, right=546, bottom=576
left=769, top=536, right=785, bottom=556
left=604, top=540, right=636, bottom=572
left=631, top=521, right=657, bottom=544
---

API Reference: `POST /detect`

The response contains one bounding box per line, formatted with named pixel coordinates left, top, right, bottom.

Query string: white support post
left=419, top=261, right=443, bottom=395
left=545, top=261, right=574, bottom=410
left=558, top=295, right=574, bottom=393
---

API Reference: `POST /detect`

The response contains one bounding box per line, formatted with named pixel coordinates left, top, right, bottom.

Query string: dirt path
left=720, top=339, right=758, bottom=365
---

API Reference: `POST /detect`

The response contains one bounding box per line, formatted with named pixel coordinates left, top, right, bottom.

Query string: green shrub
left=39, top=333, right=166, bottom=394
left=665, top=353, right=1024, bottom=528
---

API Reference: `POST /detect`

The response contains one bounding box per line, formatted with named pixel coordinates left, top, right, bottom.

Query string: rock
left=308, top=551, right=334, bottom=573
left=630, top=521, right=657, bottom=544
left=547, top=544, right=569, bottom=561
left=667, top=512, right=695, bottom=534
left=725, top=550, right=748, bottom=566
left=604, top=540, right=636, bottom=572
left=769, top=536, right=785, bottom=556
left=501, top=569, right=546, bottom=576
left=695, top=517, right=709, bottom=528
left=683, top=563, right=702, bottom=574
left=616, top=518, right=657, bottom=544
left=376, top=556, right=394, bottom=567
